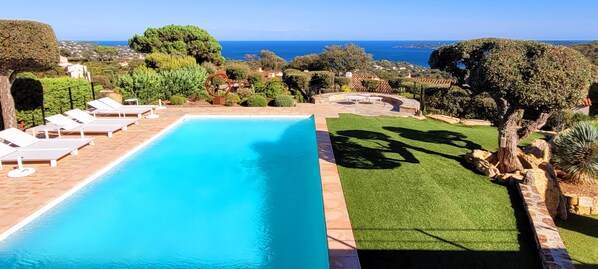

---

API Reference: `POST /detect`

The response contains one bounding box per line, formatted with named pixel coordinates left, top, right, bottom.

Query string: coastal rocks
left=464, top=149, right=500, bottom=177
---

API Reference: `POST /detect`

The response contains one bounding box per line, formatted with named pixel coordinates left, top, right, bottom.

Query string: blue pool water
left=0, top=117, right=328, bottom=268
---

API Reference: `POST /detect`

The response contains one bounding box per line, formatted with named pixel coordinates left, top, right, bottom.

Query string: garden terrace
left=313, top=92, right=421, bottom=115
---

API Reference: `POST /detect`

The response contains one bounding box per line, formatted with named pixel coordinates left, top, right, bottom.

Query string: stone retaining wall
left=518, top=182, right=574, bottom=269
left=312, top=93, right=420, bottom=115
left=564, top=193, right=598, bottom=215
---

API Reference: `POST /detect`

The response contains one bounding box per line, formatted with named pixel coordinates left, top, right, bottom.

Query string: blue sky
left=1, top=0, right=596, bottom=41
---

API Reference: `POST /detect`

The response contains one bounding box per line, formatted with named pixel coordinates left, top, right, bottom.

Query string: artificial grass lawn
left=556, top=215, right=598, bottom=268
left=327, top=114, right=541, bottom=269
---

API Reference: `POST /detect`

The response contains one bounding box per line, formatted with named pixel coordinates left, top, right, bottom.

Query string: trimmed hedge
left=169, top=95, right=187, bottom=105
left=0, top=20, right=59, bottom=71
left=246, top=94, right=268, bottom=107
left=273, top=95, right=294, bottom=107
left=225, top=93, right=241, bottom=106
left=11, top=75, right=98, bottom=128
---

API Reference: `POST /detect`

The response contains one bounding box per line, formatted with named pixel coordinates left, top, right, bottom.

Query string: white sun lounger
left=65, top=109, right=139, bottom=127
left=45, top=114, right=128, bottom=138
left=0, top=139, right=80, bottom=168
left=0, top=128, right=94, bottom=156
left=87, top=100, right=150, bottom=118
left=98, top=97, right=157, bottom=110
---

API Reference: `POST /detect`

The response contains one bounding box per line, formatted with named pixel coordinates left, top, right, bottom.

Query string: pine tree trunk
left=497, top=112, right=523, bottom=173
left=0, top=73, right=17, bottom=129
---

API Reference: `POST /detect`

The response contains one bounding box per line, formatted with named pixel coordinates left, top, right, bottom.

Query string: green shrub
left=340, top=85, right=353, bottom=92
left=464, top=93, right=498, bottom=121
left=196, top=90, right=212, bottom=102
left=254, top=79, right=288, bottom=98
left=169, top=95, right=187, bottom=105
left=294, top=91, right=306, bottom=103
left=116, top=64, right=207, bottom=104
left=321, top=88, right=335, bottom=94
left=361, top=79, right=380, bottom=92
left=334, top=76, right=351, bottom=87
left=273, top=95, right=294, bottom=107
left=247, top=72, right=263, bottom=86
left=225, top=62, right=249, bottom=80
left=236, top=88, right=254, bottom=99
left=545, top=110, right=576, bottom=132
left=392, top=87, right=406, bottom=94
left=545, top=110, right=594, bottom=132
left=225, top=93, right=241, bottom=106
left=162, top=65, right=208, bottom=98
left=310, top=71, right=334, bottom=91
left=283, top=70, right=310, bottom=92
left=246, top=94, right=268, bottom=107
left=11, top=75, right=97, bottom=128
left=552, top=121, right=598, bottom=184
left=200, top=61, right=218, bottom=74
left=116, top=70, right=164, bottom=104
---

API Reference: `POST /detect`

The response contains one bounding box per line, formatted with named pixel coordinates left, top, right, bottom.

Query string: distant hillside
left=570, top=40, right=598, bottom=65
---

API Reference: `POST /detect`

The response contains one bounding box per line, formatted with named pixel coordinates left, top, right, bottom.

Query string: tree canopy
left=430, top=38, right=594, bottom=172
left=144, top=52, right=196, bottom=72
left=94, top=46, right=118, bottom=61
left=319, top=43, right=373, bottom=75
left=246, top=50, right=287, bottom=70
left=0, top=20, right=58, bottom=128
left=129, top=25, right=223, bottom=65
left=288, top=54, right=325, bottom=71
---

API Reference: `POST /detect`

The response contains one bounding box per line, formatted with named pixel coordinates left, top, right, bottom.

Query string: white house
left=65, top=64, right=91, bottom=81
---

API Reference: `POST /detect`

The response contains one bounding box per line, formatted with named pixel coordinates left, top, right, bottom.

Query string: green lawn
left=327, top=114, right=541, bottom=269
left=556, top=215, right=598, bottom=268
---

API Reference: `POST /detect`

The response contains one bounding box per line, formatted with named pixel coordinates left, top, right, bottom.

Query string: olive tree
left=430, top=38, right=594, bottom=172
left=129, top=25, right=223, bottom=65
left=0, top=20, right=58, bottom=128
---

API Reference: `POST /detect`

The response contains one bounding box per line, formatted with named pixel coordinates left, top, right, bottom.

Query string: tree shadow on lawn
left=329, top=129, right=469, bottom=170
left=349, top=186, right=542, bottom=269
left=383, top=126, right=483, bottom=151
left=555, top=214, right=598, bottom=239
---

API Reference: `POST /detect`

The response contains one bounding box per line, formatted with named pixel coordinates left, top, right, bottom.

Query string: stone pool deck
left=0, top=104, right=407, bottom=268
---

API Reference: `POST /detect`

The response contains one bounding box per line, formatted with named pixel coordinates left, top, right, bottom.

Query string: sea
left=86, top=40, right=588, bottom=68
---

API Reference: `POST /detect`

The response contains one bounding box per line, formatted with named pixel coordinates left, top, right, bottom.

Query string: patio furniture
left=45, top=114, right=128, bottom=138
left=366, top=96, right=383, bottom=104
left=87, top=100, right=150, bottom=118
left=346, top=95, right=367, bottom=103
left=99, top=97, right=157, bottom=110
left=0, top=129, right=94, bottom=168
left=0, top=128, right=93, bottom=155
left=65, top=109, right=139, bottom=127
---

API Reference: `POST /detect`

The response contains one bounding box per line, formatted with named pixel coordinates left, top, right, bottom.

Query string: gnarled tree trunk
left=0, top=71, right=17, bottom=129
left=497, top=111, right=524, bottom=173
left=497, top=109, right=551, bottom=173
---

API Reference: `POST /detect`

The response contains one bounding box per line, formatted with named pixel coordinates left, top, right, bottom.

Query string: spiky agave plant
left=552, top=121, right=598, bottom=184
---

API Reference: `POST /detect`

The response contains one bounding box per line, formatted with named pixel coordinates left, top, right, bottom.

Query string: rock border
left=312, top=93, right=421, bottom=115
left=563, top=193, right=598, bottom=215
left=518, top=181, right=575, bottom=269
left=427, top=114, right=492, bottom=126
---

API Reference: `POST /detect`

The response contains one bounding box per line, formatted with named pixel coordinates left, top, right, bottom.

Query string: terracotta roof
left=411, top=77, right=455, bottom=85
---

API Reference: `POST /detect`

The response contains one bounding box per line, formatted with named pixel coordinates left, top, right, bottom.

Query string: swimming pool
left=0, top=116, right=328, bottom=268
